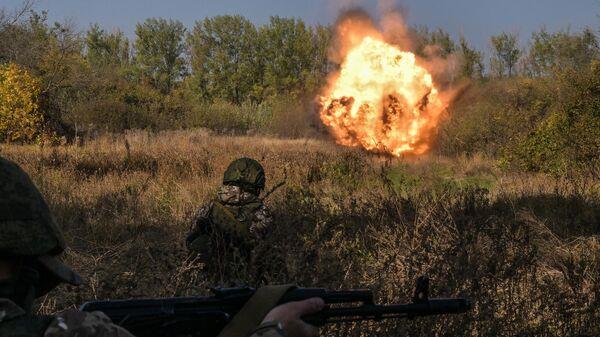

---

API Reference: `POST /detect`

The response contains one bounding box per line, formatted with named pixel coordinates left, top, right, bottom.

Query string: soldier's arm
left=249, top=204, right=273, bottom=239
left=44, top=310, right=135, bottom=337
left=185, top=204, right=212, bottom=248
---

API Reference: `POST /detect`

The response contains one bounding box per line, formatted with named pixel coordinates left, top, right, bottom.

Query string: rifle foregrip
left=301, top=298, right=471, bottom=326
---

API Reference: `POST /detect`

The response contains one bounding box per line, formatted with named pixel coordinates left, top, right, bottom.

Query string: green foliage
left=85, top=24, right=130, bottom=67
left=439, top=59, right=599, bottom=175
left=490, top=32, right=521, bottom=77
left=0, top=2, right=598, bottom=165
left=414, top=26, right=457, bottom=58
left=187, top=15, right=331, bottom=104
left=264, top=94, right=315, bottom=137
left=505, top=61, right=600, bottom=174
left=259, top=17, right=330, bottom=97
left=68, top=80, right=191, bottom=132
left=187, top=101, right=271, bottom=134
left=458, top=36, right=484, bottom=79
left=437, top=78, right=552, bottom=156
left=188, top=15, right=260, bottom=104
left=522, top=27, right=599, bottom=77
left=134, top=18, right=186, bottom=94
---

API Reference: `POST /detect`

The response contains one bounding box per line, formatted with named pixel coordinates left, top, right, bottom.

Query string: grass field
left=2, top=129, right=598, bottom=337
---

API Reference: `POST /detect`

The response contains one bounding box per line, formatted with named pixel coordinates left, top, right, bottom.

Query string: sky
left=2, top=0, right=599, bottom=54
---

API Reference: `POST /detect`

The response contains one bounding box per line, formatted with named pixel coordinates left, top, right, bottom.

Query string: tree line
left=0, top=2, right=334, bottom=137
left=0, top=2, right=598, bottom=174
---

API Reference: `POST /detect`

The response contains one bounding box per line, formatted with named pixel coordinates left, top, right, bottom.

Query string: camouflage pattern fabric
left=1, top=298, right=134, bottom=337
left=187, top=185, right=273, bottom=254
left=223, top=158, right=266, bottom=193
left=215, top=185, right=272, bottom=238
left=43, top=309, right=134, bottom=337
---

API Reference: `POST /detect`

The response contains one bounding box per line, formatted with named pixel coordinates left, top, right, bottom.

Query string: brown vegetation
left=2, top=130, right=598, bottom=336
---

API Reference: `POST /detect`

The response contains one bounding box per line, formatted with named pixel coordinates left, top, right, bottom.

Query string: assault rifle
left=80, top=277, right=470, bottom=337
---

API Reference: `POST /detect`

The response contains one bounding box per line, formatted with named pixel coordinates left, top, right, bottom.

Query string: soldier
left=186, top=158, right=272, bottom=262
left=0, top=157, right=322, bottom=337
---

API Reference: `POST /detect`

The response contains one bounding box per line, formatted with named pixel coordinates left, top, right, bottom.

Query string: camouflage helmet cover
left=223, top=158, right=265, bottom=191
left=0, top=157, right=82, bottom=294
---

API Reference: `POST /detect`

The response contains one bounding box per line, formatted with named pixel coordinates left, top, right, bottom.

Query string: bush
left=265, top=94, right=316, bottom=138
left=0, top=63, right=43, bottom=142
left=504, top=61, right=600, bottom=174
left=436, top=78, right=552, bottom=156
left=438, top=62, right=599, bottom=175
left=68, top=81, right=192, bottom=133
left=186, top=100, right=272, bottom=134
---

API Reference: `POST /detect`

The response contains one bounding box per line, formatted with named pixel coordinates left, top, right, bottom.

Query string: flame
left=319, top=33, right=447, bottom=156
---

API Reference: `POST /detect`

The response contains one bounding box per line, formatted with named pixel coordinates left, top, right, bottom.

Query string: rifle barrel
left=304, top=298, right=470, bottom=325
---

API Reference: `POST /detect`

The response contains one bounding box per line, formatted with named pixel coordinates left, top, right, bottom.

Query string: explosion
left=319, top=19, right=448, bottom=156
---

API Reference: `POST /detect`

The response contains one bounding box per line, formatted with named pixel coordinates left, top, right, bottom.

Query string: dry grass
left=1, top=129, right=598, bottom=337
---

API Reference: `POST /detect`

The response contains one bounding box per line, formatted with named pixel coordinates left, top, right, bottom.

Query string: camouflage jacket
left=1, top=297, right=284, bottom=337
left=187, top=185, right=272, bottom=253
left=0, top=298, right=133, bottom=337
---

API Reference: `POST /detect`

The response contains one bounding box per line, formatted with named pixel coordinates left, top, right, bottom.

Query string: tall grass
left=1, top=130, right=598, bottom=336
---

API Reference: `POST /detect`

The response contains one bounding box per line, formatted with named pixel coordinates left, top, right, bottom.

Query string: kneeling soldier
left=187, top=158, right=273, bottom=261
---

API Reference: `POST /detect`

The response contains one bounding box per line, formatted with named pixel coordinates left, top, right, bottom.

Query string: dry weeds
left=1, top=129, right=598, bottom=336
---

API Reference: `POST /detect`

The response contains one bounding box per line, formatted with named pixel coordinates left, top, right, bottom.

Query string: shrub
left=436, top=78, right=552, bottom=156
left=0, top=63, right=43, bottom=142
left=69, top=81, right=192, bottom=133
left=265, top=94, right=316, bottom=138
left=504, top=61, right=600, bottom=174
left=186, top=100, right=271, bottom=134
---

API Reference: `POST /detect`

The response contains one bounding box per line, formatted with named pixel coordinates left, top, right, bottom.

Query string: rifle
left=80, top=277, right=470, bottom=337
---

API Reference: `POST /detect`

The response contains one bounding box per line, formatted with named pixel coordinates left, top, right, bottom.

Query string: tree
left=458, top=36, right=484, bottom=79
left=414, top=27, right=456, bottom=58
left=86, top=24, right=130, bottom=67
left=258, top=17, right=323, bottom=97
left=429, top=28, right=456, bottom=57
left=187, top=15, right=260, bottom=103
left=134, top=18, right=186, bottom=94
left=0, top=5, right=88, bottom=136
left=522, top=27, right=599, bottom=77
left=0, top=63, right=43, bottom=142
left=0, top=9, right=53, bottom=70
left=490, top=32, right=521, bottom=77
left=313, top=24, right=333, bottom=87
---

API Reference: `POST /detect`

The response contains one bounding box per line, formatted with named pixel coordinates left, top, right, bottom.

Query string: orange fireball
left=320, top=36, right=446, bottom=156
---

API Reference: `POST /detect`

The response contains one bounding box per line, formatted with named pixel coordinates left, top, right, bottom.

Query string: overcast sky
left=3, top=0, right=599, bottom=55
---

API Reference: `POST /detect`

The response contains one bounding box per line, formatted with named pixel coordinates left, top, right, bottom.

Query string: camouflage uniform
left=187, top=158, right=273, bottom=257
left=0, top=157, right=137, bottom=337
left=0, top=157, right=284, bottom=337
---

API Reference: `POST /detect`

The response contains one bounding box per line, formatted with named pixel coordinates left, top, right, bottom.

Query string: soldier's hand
left=262, top=297, right=325, bottom=337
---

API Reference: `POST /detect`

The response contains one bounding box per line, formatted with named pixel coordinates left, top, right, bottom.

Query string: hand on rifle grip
left=262, top=297, right=325, bottom=337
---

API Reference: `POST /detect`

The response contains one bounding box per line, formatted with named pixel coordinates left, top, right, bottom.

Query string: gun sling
left=217, top=284, right=295, bottom=337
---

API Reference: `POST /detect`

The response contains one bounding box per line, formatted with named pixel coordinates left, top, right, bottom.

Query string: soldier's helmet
left=0, top=157, right=82, bottom=297
left=223, top=158, right=266, bottom=194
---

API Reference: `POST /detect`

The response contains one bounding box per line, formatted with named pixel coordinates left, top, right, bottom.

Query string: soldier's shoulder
left=44, top=309, right=135, bottom=337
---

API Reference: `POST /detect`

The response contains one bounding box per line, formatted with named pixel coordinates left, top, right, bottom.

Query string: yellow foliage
left=0, top=63, right=43, bottom=142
